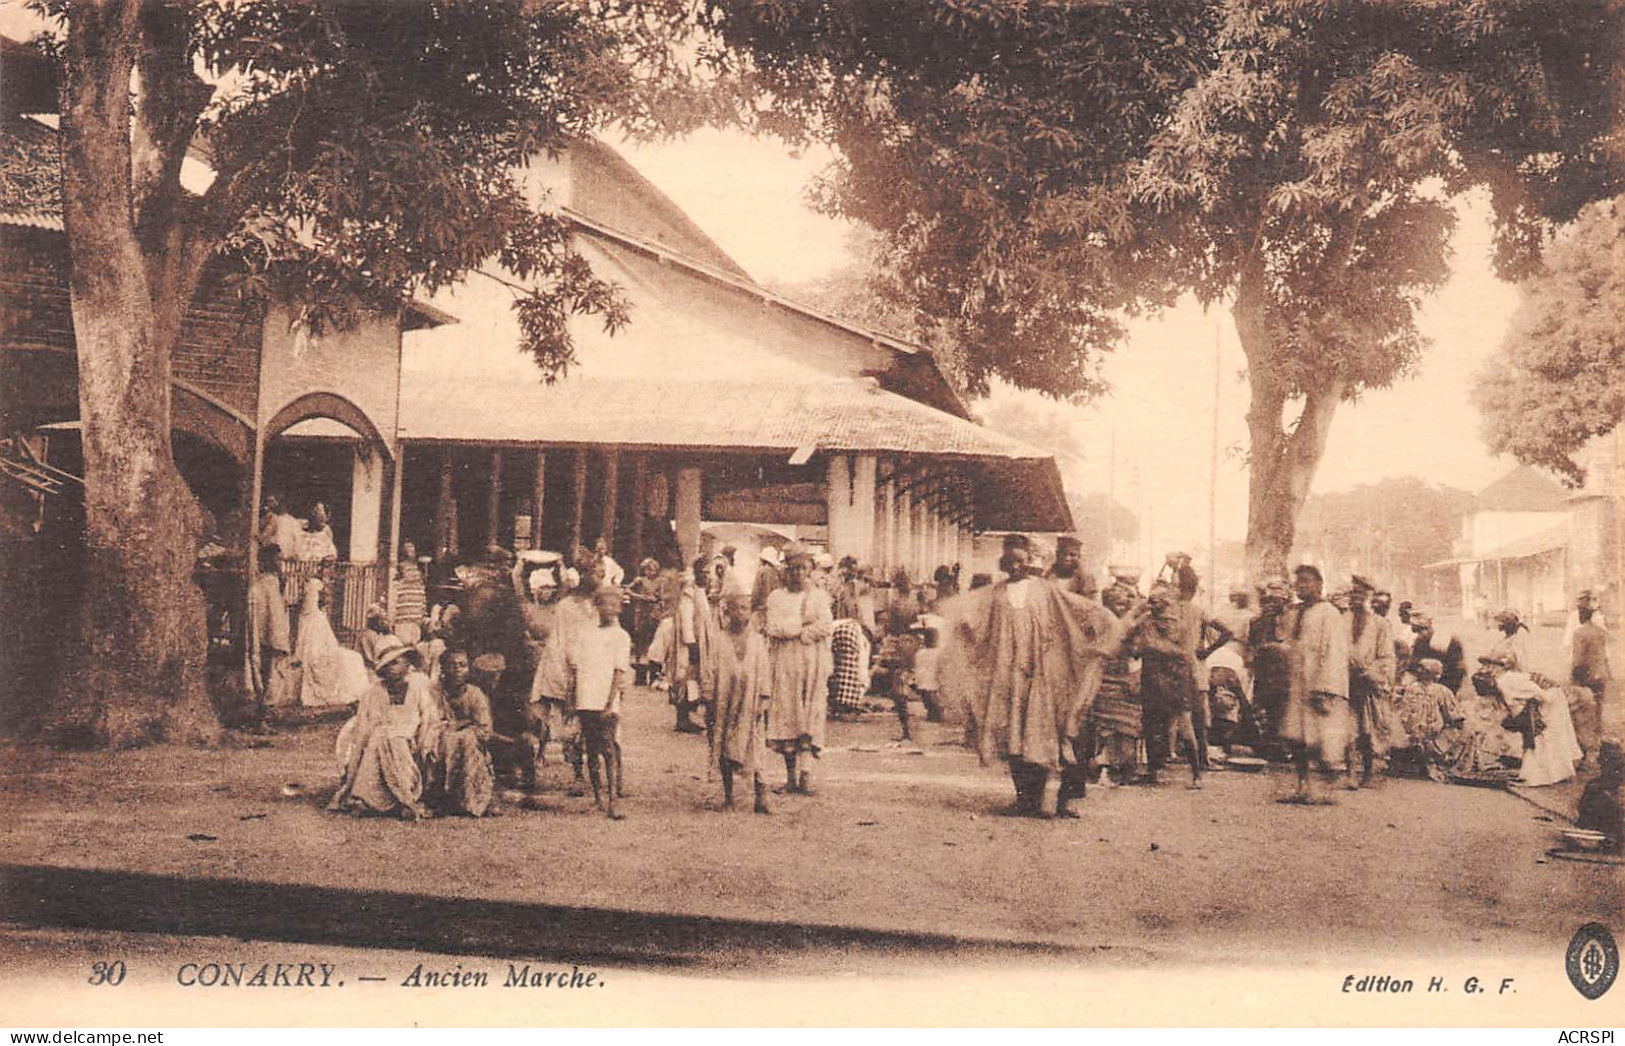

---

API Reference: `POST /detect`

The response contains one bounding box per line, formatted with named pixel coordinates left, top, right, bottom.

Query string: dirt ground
left=2, top=617, right=1618, bottom=975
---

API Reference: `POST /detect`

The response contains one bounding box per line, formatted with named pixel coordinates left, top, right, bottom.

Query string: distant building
left=1424, top=448, right=1623, bottom=624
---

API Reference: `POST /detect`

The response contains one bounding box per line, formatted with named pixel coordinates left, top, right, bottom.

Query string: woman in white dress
left=296, top=577, right=371, bottom=707
left=1487, top=661, right=1583, bottom=787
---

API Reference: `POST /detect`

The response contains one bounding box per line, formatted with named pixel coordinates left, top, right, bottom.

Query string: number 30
left=88, top=961, right=126, bottom=986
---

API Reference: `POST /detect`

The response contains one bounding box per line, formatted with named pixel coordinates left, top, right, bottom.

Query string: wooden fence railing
left=279, top=560, right=387, bottom=650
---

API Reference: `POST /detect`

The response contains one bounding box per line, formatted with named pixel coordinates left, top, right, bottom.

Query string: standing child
left=714, top=593, right=773, bottom=814
left=567, top=587, right=632, bottom=820
left=911, top=614, right=944, bottom=727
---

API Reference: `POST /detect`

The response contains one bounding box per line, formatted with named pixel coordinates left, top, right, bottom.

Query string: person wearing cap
left=329, top=635, right=443, bottom=820
left=626, top=557, right=665, bottom=685
left=752, top=546, right=783, bottom=620
left=938, top=532, right=1120, bottom=817
left=566, top=586, right=634, bottom=819
left=713, top=591, right=773, bottom=814
left=764, top=544, right=835, bottom=794
left=1388, top=657, right=1460, bottom=777
left=1245, top=577, right=1294, bottom=753
left=1126, top=581, right=1206, bottom=789
left=1406, top=609, right=1466, bottom=695
left=1563, top=588, right=1608, bottom=655
left=1346, top=577, right=1397, bottom=787
left=521, top=557, right=579, bottom=788
left=1570, top=590, right=1611, bottom=767
left=1279, top=564, right=1352, bottom=804
left=667, top=556, right=715, bottom=737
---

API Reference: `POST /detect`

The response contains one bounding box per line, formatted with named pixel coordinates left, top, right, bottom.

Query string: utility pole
left=1107, top=425, right=1117, bottom=562
left=1208, top=321, right=1220, bottom=609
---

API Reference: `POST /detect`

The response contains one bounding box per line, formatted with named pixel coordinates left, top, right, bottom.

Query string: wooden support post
left=851, top=453, right=876, bottom=565
left=386, top=443, right=404, bottom=611
left=435, top=446, right=454, bottom=560
left=570, top=449, right=587, bottom=554
left=530, top=448, right=547, bottom=551
left=485, top=448, right=503, bottom=549
left=630, top=454, right=647, bottom=569
left=826, top=454, right=852, bottom=559
left=895, top=487, right=913, bottom=583
left=676, top=464, right=702, bottom=565
left=601, top=448, right=620, bottom=555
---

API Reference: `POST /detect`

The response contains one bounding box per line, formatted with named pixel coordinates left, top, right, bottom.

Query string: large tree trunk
left=52, top=0, right=220, bottom=747
left=1235, top=268, right=1346, bottom=584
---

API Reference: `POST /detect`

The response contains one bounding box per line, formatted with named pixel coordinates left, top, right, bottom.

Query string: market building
left=0, top=35, right=1070, bottom=705
left=391, top=139, right=1071, bottom=592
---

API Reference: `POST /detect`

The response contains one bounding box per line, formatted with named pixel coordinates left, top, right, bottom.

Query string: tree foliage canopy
left=30, top=0, right=711, bottom=379
left=1474, top=197, right=1624, bottom=484
left=702, top=0, right=1624, bottom=572
left=1295, top=476, right=1474, bottom=585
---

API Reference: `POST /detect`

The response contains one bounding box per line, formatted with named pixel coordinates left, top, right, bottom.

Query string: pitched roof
left=398, top=376, right=1071, bottom=532
left=1473, top=464, right=1567, bottom=513
left=1479, top=522, right=1569, bottom=562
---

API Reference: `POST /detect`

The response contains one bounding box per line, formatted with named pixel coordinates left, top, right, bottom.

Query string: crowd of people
left=939, top=538, right=1612, bottom=817
left=296, top=520, right=1614, bottom=842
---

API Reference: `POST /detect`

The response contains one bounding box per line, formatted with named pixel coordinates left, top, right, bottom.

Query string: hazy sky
left=622, top=128, right=1522, bottom=556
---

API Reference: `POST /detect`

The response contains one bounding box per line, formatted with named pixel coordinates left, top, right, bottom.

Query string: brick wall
left=0, top=232, right=260, bottom=419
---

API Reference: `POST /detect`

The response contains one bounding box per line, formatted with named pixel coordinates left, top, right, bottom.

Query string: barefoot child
left=714, top=592, right=773, bottom=814
left=566, top=587, right=632, bottom=820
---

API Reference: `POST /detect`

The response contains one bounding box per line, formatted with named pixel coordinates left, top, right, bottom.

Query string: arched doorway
left=255, top=392, right=396, bottom=651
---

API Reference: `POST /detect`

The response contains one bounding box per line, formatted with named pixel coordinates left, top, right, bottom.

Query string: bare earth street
left=2, top=618, right=1618, bottom=996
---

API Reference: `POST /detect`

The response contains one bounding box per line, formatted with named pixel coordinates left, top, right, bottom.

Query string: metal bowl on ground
left=1560, top=829, right=1612, bottom=853
left=1226, top=756, right=1268, bottom=772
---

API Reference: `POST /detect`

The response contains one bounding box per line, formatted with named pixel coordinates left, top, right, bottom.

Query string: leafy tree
left=1294, top=477, right=1475, bottom=593
left=1474, top=198, right=1624, bottom=485
left=767, top=225, right=970, bottom=387
left=703, top=0, right=1624, bottom=577
left=17, top=1, right=693, bottom=746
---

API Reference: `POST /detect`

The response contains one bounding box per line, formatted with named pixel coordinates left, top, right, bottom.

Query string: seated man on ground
left=329, top=637, right=444, bottom=820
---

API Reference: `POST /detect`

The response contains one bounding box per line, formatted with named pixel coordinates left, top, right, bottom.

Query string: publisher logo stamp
left=1567, top=923, right=1619, bottom=1000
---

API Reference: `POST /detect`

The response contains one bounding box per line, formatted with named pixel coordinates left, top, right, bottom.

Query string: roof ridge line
left=560, top=206, right=928, bottom=360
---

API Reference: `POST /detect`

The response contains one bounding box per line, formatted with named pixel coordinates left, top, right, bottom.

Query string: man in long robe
left=1280, top=564, right=1352, bottom=805
left=938, top=534, right=1120, bottom=818
left=329, top=637, right=443, bottom=820
left=247, top=543, right=295, bottom=725
left=713, top=592, right=773, bottom=814
left=1346, top=575, right=1397, bottom=786
left=667, top=557, right=715, bottom=736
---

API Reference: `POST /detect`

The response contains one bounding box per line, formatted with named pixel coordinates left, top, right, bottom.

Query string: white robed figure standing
left=296, top=577, right=371, bottom=707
